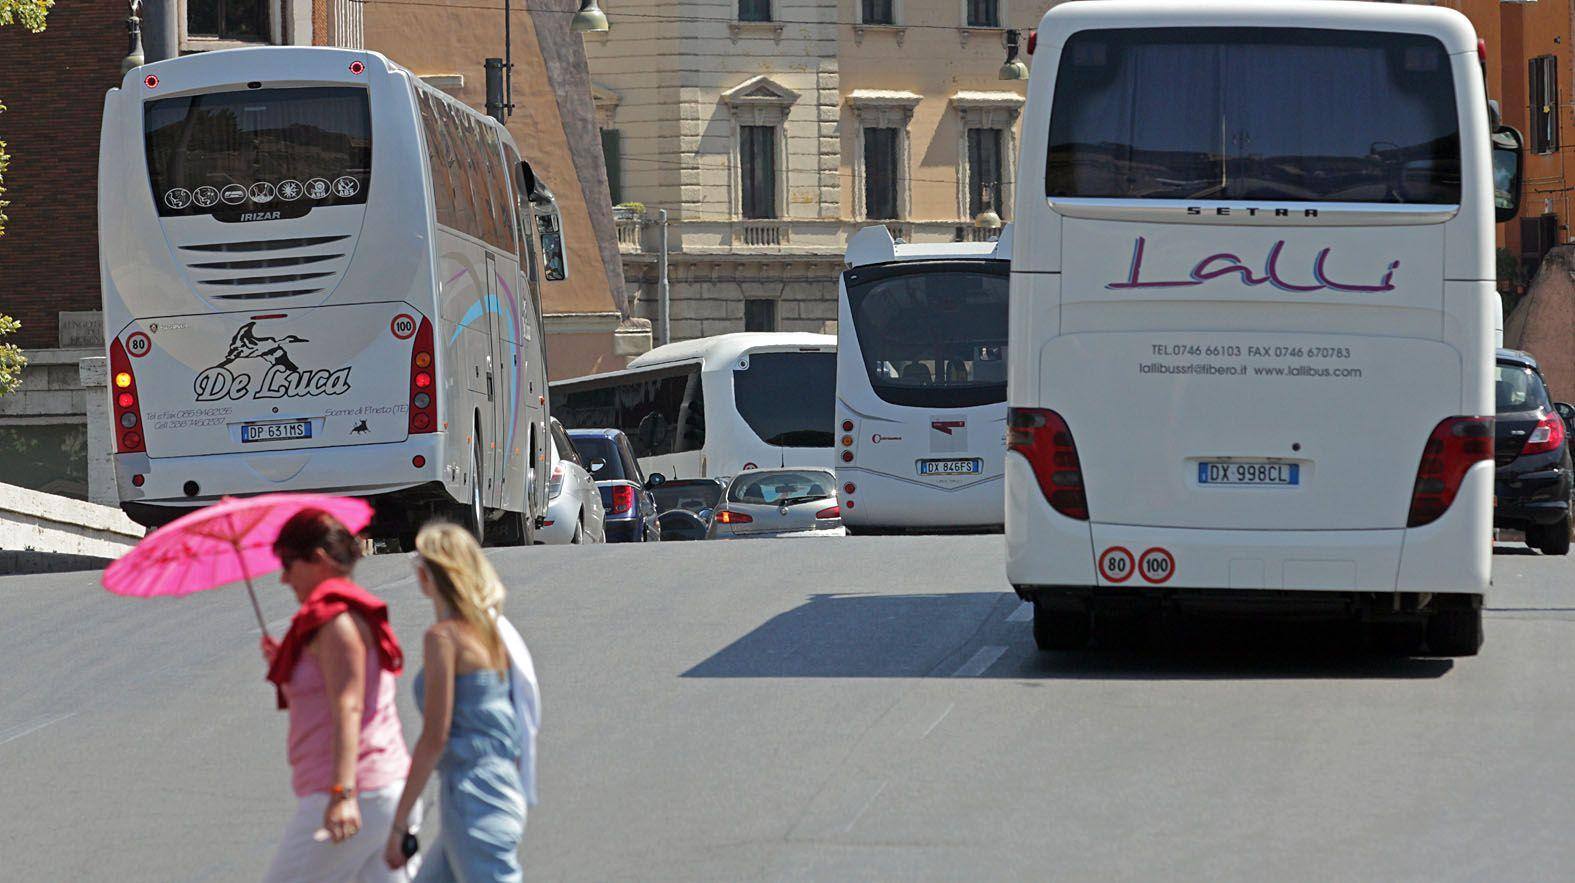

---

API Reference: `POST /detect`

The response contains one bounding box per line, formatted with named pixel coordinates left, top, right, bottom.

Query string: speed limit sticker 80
left=1098, top=546, right=1135, bottom=583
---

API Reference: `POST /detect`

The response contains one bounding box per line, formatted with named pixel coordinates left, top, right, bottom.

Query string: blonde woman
left=384, top=524, right=534, bottom=882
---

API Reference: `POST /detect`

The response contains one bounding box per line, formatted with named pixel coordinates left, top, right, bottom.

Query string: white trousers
left=263, top=782, right=422, bottom=883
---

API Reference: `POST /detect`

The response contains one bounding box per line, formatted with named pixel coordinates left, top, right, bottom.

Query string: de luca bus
left=99, top=47, right=574, bottom=546
left=835, top=225, right=1012, bottom=532
left=1004, top=2, right=1525, bottom=656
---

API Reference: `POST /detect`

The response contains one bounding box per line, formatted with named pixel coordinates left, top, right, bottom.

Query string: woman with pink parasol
left=103, top=494, right=418, bottom=880
left=260, top=508, right=415, bottom=882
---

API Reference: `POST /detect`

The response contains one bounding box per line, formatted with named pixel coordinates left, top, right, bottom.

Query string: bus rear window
left=1046, top=28, right=1460, bottom=204
left=145, top=86, right=371, bottom=219
left=733, top=352, right=836, bottom=448
left=845, top=262, right=1008, bottom=408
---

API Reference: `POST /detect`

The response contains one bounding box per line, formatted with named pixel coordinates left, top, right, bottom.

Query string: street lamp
left=572, top=0, right=610, bottom=33
left=999, top=29, right=1028, bottom=81
left=974, top=182, right=1003, bottom=239
left=121, top=0, right=145, bottom=75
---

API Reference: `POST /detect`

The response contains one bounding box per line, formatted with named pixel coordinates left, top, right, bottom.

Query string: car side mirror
left=1555, top=402, right=1575, bottom=433
left=645, top=472, right=666, bottom=489
left=1491, top=125, right=1524, bottom=224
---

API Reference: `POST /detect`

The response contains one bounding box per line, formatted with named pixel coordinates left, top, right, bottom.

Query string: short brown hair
left=273, top=508, right=362, bottom=572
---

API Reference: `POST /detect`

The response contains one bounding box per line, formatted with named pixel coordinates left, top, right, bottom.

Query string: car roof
left=661, top=477, right=724, bottom=486
left=1497, top=348, right=1540, bottom=371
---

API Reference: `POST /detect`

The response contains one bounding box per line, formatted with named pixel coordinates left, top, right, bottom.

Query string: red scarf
left=266, top=577, right=404, bottom=710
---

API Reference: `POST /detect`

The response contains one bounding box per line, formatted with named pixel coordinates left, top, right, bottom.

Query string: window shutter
left=601, top=129, right=623, bottom=205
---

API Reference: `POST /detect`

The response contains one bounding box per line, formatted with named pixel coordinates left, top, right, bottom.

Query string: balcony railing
left=615, top=218, right=1001, bottom=256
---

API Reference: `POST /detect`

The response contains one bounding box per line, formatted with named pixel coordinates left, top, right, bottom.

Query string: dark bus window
left=733, top=351, right=835, bottom=447
left=1046, top=28, right=1461, bottom=203
left=145, top=86, right=371, bottom=218
left=844, top=261, right=1008, bottom=408
left=552, top=365, right=706, bottom=459
left=417, top=91, right=458, bottom=230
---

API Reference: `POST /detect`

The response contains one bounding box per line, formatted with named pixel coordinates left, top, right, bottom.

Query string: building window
left=864, top=128, right=900, bottom=220
left=188, top=0, right=269, bottom=39
left=1530, top=55, right=1559, bottom=155
left=862, top=0, right=894, bottom=25
left=745, top=299, right=778, bottom=332
left=601, top=129, right=623, bottom=205
left=740, top=125, right=778, bottom=219
left=967, top=128, right=1003, bottom=218
left=966, top=0, right=999, bottom=28
left=739, top=0, right=772, bottom=22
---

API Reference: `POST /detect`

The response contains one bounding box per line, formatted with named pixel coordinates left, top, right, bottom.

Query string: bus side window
left=676, top=369, right=706, bottom=454
left=438, top=105, right=479, bottom=238
left=479, top=126, right=514, bottom=252
left=418, top=92, right=458, bottom=230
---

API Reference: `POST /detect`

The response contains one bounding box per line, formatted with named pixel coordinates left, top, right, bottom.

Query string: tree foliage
left=0, top=0, right=53, bottom=239
left=0, top=314, right=26, bottom=397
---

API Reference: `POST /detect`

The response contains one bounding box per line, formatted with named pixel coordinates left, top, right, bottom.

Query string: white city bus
left=1006, top=2, right=1523, bottom=655
left=551, top=333, right=837, bottom=479
left=100, top=47, right=559, bottom=545
left=835, top=225, right=1011, bottom=532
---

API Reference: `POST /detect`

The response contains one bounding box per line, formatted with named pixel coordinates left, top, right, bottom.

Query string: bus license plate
left=1198, top=462, right=1298, bottom=486
left=919, top=458, right=982, bottom=476
left=242, top=420, right=312, bottom=443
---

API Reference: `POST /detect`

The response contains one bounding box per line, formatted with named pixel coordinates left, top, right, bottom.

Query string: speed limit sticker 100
left=1138, top=547, right=1175, bottom=584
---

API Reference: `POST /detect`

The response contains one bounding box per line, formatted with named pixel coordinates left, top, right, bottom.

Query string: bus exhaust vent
left=178, top=236, right=349, bottom=253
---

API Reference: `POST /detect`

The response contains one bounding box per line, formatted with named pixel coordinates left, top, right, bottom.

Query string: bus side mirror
left=1491, top=125, right=1524, bottom=224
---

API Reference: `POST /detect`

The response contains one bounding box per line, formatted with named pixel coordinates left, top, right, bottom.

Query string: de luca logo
left=193, top=321, right=353, bottom=402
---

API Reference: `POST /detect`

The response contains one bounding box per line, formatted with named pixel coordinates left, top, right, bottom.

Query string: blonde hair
left=414, top=523, right=507, bottom=672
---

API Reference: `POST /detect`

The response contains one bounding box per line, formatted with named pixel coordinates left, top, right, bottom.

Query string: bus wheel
left=1426, top=608, right=1483, bottom=657
left=464, top=436, right=486, bottom=545
left=1033, top=601, right=1090, bottom=652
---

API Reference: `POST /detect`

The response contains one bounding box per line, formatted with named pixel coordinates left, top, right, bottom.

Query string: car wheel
left=1540, top=515, right=1572, bottom=555
left=1032, top=602, right=1090, bottom=652
left=1426, top=608, right=1483, bottom=657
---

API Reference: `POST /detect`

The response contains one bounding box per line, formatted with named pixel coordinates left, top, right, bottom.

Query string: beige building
left=586, top=0, right=1052, bottom=344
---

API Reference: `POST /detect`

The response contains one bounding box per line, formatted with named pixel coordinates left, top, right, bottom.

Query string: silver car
left=537, top=419, right=606, bottom=545
left=707, top=468, right=845, bottom=539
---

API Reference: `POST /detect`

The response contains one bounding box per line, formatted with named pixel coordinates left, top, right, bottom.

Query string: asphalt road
left=3, top=536, right=1574, bottom=881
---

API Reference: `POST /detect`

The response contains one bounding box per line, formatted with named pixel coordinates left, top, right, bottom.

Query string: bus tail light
left=1008, top=407, right=1087, bottom=520
left=608, top=485, right=637, bottom=515
left=1407, top=416, right=1494, bottom=527
left=408, top=317, right=436, bottom=434
left=716, top=509, right=753, bottom=524
left=109, top=338, right=147, bottom=454
left=815, top=506, right=840, bottom=519
left=1521, top=413, right=1566, bottom=456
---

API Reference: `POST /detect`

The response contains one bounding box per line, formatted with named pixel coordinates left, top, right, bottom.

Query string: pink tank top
left=284, top=641, right=410, bottom=798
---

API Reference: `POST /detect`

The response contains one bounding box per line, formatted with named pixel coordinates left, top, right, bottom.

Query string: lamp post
left=999, top=29, right=1028, bottom=81
left=974, top=182, right=1003, bottom=240
left=572, top=0, right=609, bottom=32
left=121, top=0, right=145, bottom=75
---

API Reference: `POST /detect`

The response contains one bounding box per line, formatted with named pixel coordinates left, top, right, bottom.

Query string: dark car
left=1494, top=349, right=1573, bottom=555
left=651, top=477, right=727, bottom=541
left=567, top=428, right=663, bottom=543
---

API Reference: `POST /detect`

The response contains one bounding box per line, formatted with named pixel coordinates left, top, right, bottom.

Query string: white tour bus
left=1006, top=2, right=1524, bottom=656
left=100, top=47, right=564, bottom=545
left=551, top=333, right=837, bottom=480
left=836, top=225, right=1012, bottom=532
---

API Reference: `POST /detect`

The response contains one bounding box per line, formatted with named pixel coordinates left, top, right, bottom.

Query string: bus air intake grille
left=211, top=289, right=325, bottom=300
left=198, top=272, right=335, bottom=286
left=178, top=236, right=349, bottom=253
left=186, top=253, right=344, bottom=270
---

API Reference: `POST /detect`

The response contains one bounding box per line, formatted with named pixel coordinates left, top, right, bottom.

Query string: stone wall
left=626, top=256, right=841, bottom=342
left=0, top=481, right=143, bottom=575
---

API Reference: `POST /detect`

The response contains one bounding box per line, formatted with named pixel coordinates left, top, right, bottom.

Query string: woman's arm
left=316, top=611, right=368, bottom=843
left=385, top=627, right=457, bottom=869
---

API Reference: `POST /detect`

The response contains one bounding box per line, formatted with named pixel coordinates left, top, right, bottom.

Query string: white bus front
left=1007, top=4, right=1498, bottom=655
left=101, top=50, right=445, bottom=530
left=836, top=226, right=1010, bottom=532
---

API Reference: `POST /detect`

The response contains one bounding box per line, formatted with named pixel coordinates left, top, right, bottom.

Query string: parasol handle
left=231, top=542, right=271, bottom=640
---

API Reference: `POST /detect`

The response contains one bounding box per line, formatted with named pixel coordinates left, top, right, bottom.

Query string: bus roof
left=553, top=332, right=836, bottom=386
left=1036, top=0, right=1476, bottom=54
left=844, top=224, right=1011, bottom=269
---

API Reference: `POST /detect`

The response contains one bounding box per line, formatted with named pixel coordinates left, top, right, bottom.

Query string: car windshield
left=569, top=435, right=626, bottom=480
left=1496, top=363, right=1553, bottom=413
left=727, top=470, right=836, bottom=505
left=652, top=481, right=723, bottom=514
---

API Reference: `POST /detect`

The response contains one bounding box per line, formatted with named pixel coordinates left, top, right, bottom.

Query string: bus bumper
left=114, top=434, right=456, bottom=530
left=840, top=467, right=1004, bottom=531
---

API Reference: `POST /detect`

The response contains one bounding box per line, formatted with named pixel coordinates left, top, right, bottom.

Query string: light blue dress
left=414, top=668, right=526, bottom=883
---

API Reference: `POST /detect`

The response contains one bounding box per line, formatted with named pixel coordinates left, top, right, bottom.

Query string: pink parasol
left=102, top=493, right=374, bottom=638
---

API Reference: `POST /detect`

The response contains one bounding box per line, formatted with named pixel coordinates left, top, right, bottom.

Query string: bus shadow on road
left=681, top=592, right=1454, bottom=680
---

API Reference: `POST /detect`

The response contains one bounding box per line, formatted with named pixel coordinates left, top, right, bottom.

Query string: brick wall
left=0, top=2, right=127, bottom=350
